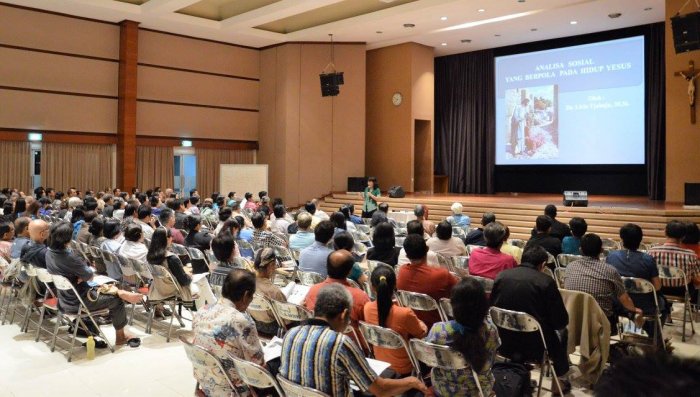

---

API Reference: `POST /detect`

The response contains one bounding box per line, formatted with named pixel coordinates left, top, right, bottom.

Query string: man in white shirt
left=133, top=205, right=155, bottom=239
left=426, top=221, right=467, bottom=257
left=397, top=220, right=439, bottom=266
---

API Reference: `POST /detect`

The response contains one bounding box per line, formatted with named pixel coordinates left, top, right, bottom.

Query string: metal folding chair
left=468, top=275, right=494, bottom=294
left=146, top=263, right=190, bottom=341
left=230, top=355, right=285, bottom=397
left=270, top=300, right=312, bottom=328
left=247, top=293, right=285, bottom=337
left=554, top=267, right=567, bottom=289
left=621, top=277, right=664, bottom=347
left=507, top=239, right=527, bottom=249
left=409, top=339, right=485, bottom=397
left=359, top=321, right=420, bottom=376
left=556, top=254, right=582, bottom=268
left=101, top=249, right=124, bottom=280
left=50, top=274, right=115, bottom=362
left=187, top=247, right=211, bottom=274
left=179, top=334, right=242, bottom=397
left=438, top=298, right=453, bottom=321
left=34, top=268, right=59, bottom=344
left=490, top=307, right=564, bottom=397
left=466, top=245, right=486, bottom=255
left=297, top=270, right=324, bottom=286
left=88, top=245, right=107, bottom=275
left=395, top=290, right=445, bottom=322
left=452, top=227, right=466, bottom=239
left=658, top=265, right=696, bottom=342
left=277, top=374, right=330, bottom=397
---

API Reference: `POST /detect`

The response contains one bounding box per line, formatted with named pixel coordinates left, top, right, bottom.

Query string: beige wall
left=665, top=0, right=700, bottom=202
left=366, top=43, right=434, bottom=192
left=258, top=43, right=366, bottom=206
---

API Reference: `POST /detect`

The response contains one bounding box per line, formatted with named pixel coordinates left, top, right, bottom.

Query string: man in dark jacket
left=491, top=245, right=571, bottom=392
left=464, top=212, right=496, bottom=246
left=531, top=204, right=571, bottom=241
left=20, top=219, right=49, bottom=269
left=525, top=215, right=563, bottom=258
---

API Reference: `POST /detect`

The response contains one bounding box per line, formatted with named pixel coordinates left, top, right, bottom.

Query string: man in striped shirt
left=279, top=283, right=426, bottom=397
left=649, top=220, right=700, bottom=303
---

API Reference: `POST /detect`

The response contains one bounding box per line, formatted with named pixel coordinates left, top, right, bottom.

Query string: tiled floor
left=0, top=307, right=698, bottom=397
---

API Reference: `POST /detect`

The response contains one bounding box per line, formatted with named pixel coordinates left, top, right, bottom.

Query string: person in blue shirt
left=299, top=221, right=335, bottom=276
left=561, top=217, right=587, bottom=255
left=446, top=202, right=470, bottom=230
left=342, top=204, right=364, bottom=225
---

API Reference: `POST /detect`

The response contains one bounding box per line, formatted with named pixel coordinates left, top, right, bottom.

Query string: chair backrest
left=466, top=245, right=485, bottom=255
left=247, top=293, right=281, bottom=325
left=346, top=278, right=362, bottom=290
left=22, top=261, right=37, bottom=277
left=271, top=300, right=312, bottom=323
left=556, top=254, right=582, bottom=268
left=357, top=224, right=371, bottom=234
left=621, top=276, right=655, bottom=294
left=436, top=253, right=458, bottom=273
left=277, top=375, right=330, bottom=397
left=297, top=271, right=324, bottom=286
left=657, top=265, right=688, bottom=285
left=554, top=267, right=567, bottom=288
left=546, top=252, right=557, bottom=266
left=204, top=250, right=219, bottom=266
left=451, top=256, right=469, bottom=271
left=51, top=273, right=91, bottom=312
left=469, top=275, right=494, bottom=294
left=230, top=355, right=284, bottom=396
left=452, top=227, right=466, bottom=238
left=179, top=335, right=239, bottom=396
left=395, top=290, right=439, bottom=312
left=170, top=243, right=190, bottom=257
left=601, top=238, right=620, bottom=250
left=116, top=254, right=138, bottom=277
left=130, top=258, right=154, bottom=280
left=149, top=263, right=187, bottom=299
left=35, top=267, right=54, bottom=284
left=367, top=260, right=389, bottom=274
left=489, top=307, right=541, bottom=333
left=507, top=239, right=526, bottom=249
left=100, top=249, right=123, bottom=280
left=409, top=338, right=467, bottom=369
left=395, top=236, right=406, bottom=247
left=439, top=297, right=453, bottom=320
left=187, top=247, right=207, bottom=262
left=358, top=321, right=408, bottom=350
left=542, top=267, right=555, bottom=281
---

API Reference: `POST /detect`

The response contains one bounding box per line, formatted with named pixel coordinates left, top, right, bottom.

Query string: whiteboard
left=219, top=164, right=268, bottom=198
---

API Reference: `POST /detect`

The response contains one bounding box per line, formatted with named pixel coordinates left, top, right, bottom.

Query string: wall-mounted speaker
left=672, top=12, right=700, bottom=53
left=320, top=72, right=345, bottom=97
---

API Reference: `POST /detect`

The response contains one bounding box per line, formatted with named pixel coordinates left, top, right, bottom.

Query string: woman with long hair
left=87, top=218, right=106, bottom=248
left=183, top=214, right=212, bottom=252
left=13, top=198, right=26, bottom=219
left=23, top=200, right=41, bottom=219
left=425, top=278, right=500, bottom=396
left=363, top=264, right=427, bottom=376
left=367, top=222, right=401, bottom=266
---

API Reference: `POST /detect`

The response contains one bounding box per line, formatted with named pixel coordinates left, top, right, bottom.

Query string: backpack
left=492, top=362, right=533, bottom=397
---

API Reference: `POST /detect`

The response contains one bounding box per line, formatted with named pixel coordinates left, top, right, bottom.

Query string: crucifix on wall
left=675, top=60, right=699, bottom=124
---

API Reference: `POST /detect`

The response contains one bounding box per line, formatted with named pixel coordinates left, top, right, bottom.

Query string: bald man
left=20, top=219, right=49, bottom=269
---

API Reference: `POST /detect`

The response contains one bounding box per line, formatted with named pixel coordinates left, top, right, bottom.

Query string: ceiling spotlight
left=461, top=39, right=472, bottom=43
left=376, top=31, right=383, bottom=34
left=478, top=9, right=485, bottom=13
left=440, top=16, right=447, bottom=21
left=441, top=42, right=447, bottom=46
left=403, top=23, right=415, bottom=28
left=518, top=0, right=525, bottom=3
left=495, top=34, right=501, bottom=37
left=644, top=7, right=652, bottom=11
left=531, top=28, right=537, bottom=31
left=570, top=20, right=578, bottom=25
left=608, top=12, right=622, bottom=18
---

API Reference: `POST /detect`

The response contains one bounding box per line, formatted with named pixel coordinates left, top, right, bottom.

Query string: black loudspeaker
left=672, top=12, right=700, bottom=53
left=347, top=177, right=367, bottom=193
left=563, top=190, right=588, bottom=207
left=388, top=186, right=405, bottom=198
left=685, top=183, right=700, bottom=205
left=320, top=72, right=344, bottom=97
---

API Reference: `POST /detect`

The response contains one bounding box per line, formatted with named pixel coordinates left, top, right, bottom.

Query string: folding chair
left=34, top=268, right=59, bottom=344
left=359, top=321, right=420, bottom=376
left=466, top=245, right=485, bottom=255
left=0, top=259, right=26, bottom=325
left=452, top=227, right=466, bottom=239
left=468, top=275, right=494, bottom=294
left=556, top=254, right=582, bottom=268
left=297, top=270, right=324, bottom=286
left=247, top=293, right=284, bottom=337
left=146, top=263, right=190, bottom=341
left=395, top=236, right=406, bottom=247
left=18, top=262, right=41, bottom=333
left=179, top=335, right=243, bottom=397
left=204, top=249, right=218, bottom=267
left=451, top=256, right=469, bottom=273
left=277, top=374, right=330, bottom=397
left=50, top=274, right=115, bottom=362
left=436, top=253, right=460, bottom=275
left=409, top=339, right=485, bottom=397
left=101, top=249, right=124, bottom=280
left=658, top=265, right=696, bottom=342
left=621, top=277, right=664, bottom=348
left=230, top=355, right=285, bottom=397
left=507, top=239, right=527, bottom=249
left=270, top=300, right=312, bottom=330
left=116, top=253, right=142, bottom=290
left=554, top=267, right=567, bottom=289
left=542, top=267, right=555, bottom=283
left=88, top=245, right=107, bottom=275
left=237, top=240, right=255, bottom=259
left=601, top=238, right=620, bottom=251
left=438, top=298, right=453, bottom=321
left=357, top=224, right=371, bottom=234
left=395, top=290, right=445, bottom=323
left=170, top=243, right=192, bottom=265
left=187, top=247, right=211, bottom=274
left=489, top=307, right=564, bottom=397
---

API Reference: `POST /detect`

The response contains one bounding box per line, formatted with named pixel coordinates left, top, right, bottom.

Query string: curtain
left=434, top=49, right=496, bottom=194
left=0, top=141, right=32, bottom=194
left=136, top=146, right=174, bottom=191
left=42, top=143, right=114, bottom=193
left=645, top=23, right=666, bottom=200
left=195, top=148, right=255, bottom=198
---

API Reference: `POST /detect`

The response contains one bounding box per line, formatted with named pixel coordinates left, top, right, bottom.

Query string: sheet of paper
left=262, top=336, right=284, bottom=363
left=282, top=282, right=310, bottom=306
left=366, top=358, right=392, bottom=376
left=88, top=275, right=118, bottom=287
left=191, top=273, right=209, bottom=283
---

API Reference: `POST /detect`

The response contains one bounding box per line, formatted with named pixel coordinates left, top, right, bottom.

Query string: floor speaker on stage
left=685, top=183, right=700, bottom=206
left=388, top=186, right=405, bottom=198
left=563, top=191, right=588, bottom=207
left=347, top=177, right=367, bottom=193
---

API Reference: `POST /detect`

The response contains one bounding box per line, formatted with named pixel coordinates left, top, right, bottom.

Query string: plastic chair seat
left=43, top=297, right=58, bottom=310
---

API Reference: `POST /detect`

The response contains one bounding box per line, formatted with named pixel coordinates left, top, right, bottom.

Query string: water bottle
left=86, top=336, right=95, bottom=360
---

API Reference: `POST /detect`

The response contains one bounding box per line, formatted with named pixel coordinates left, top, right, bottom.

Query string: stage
left=319, top=192, right=700, bottom=244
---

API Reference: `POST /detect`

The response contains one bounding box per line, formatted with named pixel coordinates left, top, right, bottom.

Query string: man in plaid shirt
left=649, top=220, right=700, bottom=303
left=250, top=211, right=286, bottom=249
left=565, top=233, right=642, bottom=333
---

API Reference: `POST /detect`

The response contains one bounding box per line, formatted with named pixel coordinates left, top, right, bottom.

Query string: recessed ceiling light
left=440, top=16, right=447, bottom=21
left=403, top=23, right=415, bottom=28
left=518, top=0, right=525, bottom=3
left=376, top=31, right=383, bottom=34
left=644, top=7, right=652, bottom=11
left=570, top=20, right=578, bottom=25
left=478, top=9, right=485, bottom=13
left=441, top=42, right=447, bottom=46
left=531, top=28, right=538, bottom=31
left=495, top=34, right=501, bottom=37
left=608, top=12, right=622, bottom=18
left=461, top=39, right=472, bottom=43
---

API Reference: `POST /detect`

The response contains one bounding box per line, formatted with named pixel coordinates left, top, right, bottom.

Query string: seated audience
left=10, top=217, right=31, bottom=259
left=280, top=283, right=425, bottom=396
left=364, top=264, right=427, bottom=376
left=491, top=246, right=570, bottom=391
left=20, top=219, right=49, bottom=269
left=427, top=220, right=467, bottom=257
left=183, top=214, right=213, bottom=254
left=607, top=223, right=668, bottom=340
left=76, top=211, right=96, bottom=244
left=117, top=224, right=148, bottom=262
left=311, top=198, right=330, bottom=221
left=397, top=234, right=458, bottom=327
left=200, top=198, right=218, bottom=225
left=398, top=220, right=440, bottom=266
left=342, top=204, right=363, bottom=225
left=425, top=278, right=500, bottom=397
left=251, top=212, right=286, bottom=248
left=565, top=233, right=642, bottom=333
left=46, top=221, right=142, bottom=346
left=371, top=202, right=397, bottom=228
left=446, top=202, right=471, bottom=230
left=212, top=231, right=252, bottom=276
left=23, top=200, right=40, bottom=219
left=235, top=215, right=254, bottom=243
left=330, top=211, right=349, bottom=235
left=524, top=215, right=563, bottom=257
left=288, top=212, right=315, bottom=251
left=0, top=221, right=13, bottom=261
left=681, top=222, right=700, bottom=257
left=464, top=212, right=496, bottom=246
left=531, top=204, right=571, bottom=241
left=159, top=209, right=185, bottom=245
left=499, top=226, right=522, bottom=263
left=86, top=217, right=106, bottom=248
left=250, top=248, right=286, bottom=335
left=562, top=217, right=587, bottom=255
left=303, top=201, right=322, bottom=229
left=366, top=222, right=401, bottom=266
left=304, top=250, right=371, bottom=329
left=170, top=199, right=188, bottom=229
left=332, top=231, right=368, bottom=284
left=649, top=220, right=700, bottom=304
left=192, top=269, right=264, bottom=397
left=270, top=204, right=291, bottom=234
left=134, top=205, right=155, bottom=239
left=415, top=204, right=436, bottom=237
left=214, top=207, right=232, bottom=235
left=298, top=220, right=335, bottom=276
left=188, top=196, right=200, bottom=215
left=100, top=219, right=124, bottom=254
left=468, top=221, right=517, bottom=280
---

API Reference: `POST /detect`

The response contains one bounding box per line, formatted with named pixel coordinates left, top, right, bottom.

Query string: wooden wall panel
left=0, top=47, right=118, bottom=95
left=0, top=4, right=119, bottom=59
left=138, top=30, right=259, bottom=79
left=136, top=102, right=258, bottom=140
left=137, top=66, right=259, bottom=110
left=0, top=89, right=117, bottom=133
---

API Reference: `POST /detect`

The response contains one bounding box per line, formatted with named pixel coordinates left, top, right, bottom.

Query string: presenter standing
left=513, top=98, right=530, bottom=155
left=360, top=177, right=381, bottom=219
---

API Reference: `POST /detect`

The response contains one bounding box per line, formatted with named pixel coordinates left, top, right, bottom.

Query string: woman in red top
left=363, top=264, right=427, bottom=375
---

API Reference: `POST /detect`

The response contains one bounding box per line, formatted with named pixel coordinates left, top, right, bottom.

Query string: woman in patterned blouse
left=425, top=277, right=501, bottom=397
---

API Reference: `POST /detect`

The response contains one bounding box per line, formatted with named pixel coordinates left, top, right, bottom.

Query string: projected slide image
left=505, top=85, right=558, bottom=161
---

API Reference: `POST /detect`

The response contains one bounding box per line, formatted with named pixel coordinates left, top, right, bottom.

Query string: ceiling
left=3, top=0, right=665, bottom=55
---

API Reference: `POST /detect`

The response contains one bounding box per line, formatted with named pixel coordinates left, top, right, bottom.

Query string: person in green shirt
left=360, top=177, right=381, bottom=218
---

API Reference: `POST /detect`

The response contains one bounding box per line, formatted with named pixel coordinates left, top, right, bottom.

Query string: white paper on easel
left=281, top=282, right=310, bottom=305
